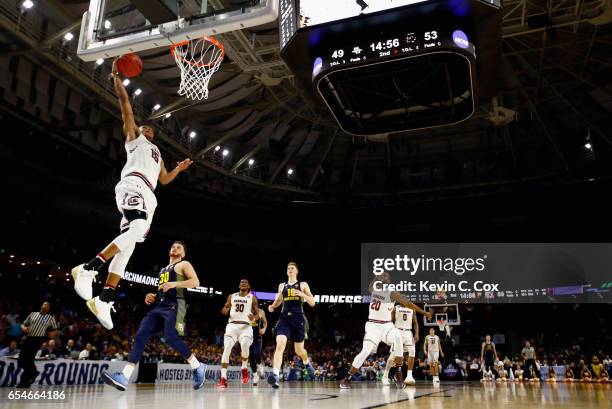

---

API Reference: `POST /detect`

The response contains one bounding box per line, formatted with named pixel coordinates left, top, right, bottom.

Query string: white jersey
left=425, top=334, right=440, bottom=352
left=229, top=292, right=253, bottom=323
left=394, top=306, right=414, bottom=330
left=121, top=134, right=162, bottom=191
left=368, top=291, right=394, bottom=322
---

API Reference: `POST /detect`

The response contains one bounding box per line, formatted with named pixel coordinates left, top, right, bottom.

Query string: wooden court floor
left=2, top=381, right=610, bottom=409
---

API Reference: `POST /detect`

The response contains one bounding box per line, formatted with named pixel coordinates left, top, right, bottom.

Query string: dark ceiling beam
left=309, top=129, right=338, bottom=188
left=267, top=130, right=309, bottom=184
left=195, top=103, right=284, bottom=157
left=185, top=95, right=293, bottom=118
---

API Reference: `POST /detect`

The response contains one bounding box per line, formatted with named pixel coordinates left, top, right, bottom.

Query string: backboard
left=77, top=0, right=278, bottom=61
left=423, top=303, right=460, bottom=327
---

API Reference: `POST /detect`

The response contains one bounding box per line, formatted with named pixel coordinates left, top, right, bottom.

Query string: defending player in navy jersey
left=71, top=58, right=193, bottom=331
left=250, top=304, right=267, bottom=386
left=216, top=279, right=260, bottom=388
left=267, top=262, right=316, bottom=388
left=100, top=241, right=206, bottom=391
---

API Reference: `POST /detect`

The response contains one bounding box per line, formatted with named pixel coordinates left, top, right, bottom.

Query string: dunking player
left=424, top=327, right=444, bottom=383
left=267, top=262, right=316, bottom=388
left=101, top=241, right=206, bottom=390
left=217, top=279, right=260, bottom=388
left=71, top=58, right=193, bottom=330
left=250, top=305, right=267, bottom=386
left=340, top=272, right=431, bottom=389
left=481, top=334, right=499, bottom=381
left=382, top=303, right=419, bottom=385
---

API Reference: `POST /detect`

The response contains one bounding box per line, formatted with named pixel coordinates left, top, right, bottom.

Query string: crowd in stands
left=1, top=295, right=611, bottom=383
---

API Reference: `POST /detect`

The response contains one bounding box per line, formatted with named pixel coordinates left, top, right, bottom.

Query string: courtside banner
left=361, top=243, right=612, bottom=303
left=0, top=358, right=134, bottom=387
left=156, top=364, right=284, bottom=383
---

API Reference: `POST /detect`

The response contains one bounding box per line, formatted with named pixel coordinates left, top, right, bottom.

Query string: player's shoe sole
left=71, top=264, right=97, bottom=300
left=267, top=374, right=279, bottom=388
left=101, top=372, right=127, bottom=391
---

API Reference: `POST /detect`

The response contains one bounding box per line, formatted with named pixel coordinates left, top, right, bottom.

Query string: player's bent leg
left=382, top=355, right=393, bottom=385
left=239, top=335, right=252, bottom=384
left=294, top=342, right=315, bottom=380
left=268, top=335, right=287, bottom=388
left=218, top=334, right=236, bottom=388
left=340, top=340, right=376, bottom=389
left=389, top=330, right=405, bottom=388
left=161, top=314, right=205, bottom=389
left=405, top=346, right=416, bottom=384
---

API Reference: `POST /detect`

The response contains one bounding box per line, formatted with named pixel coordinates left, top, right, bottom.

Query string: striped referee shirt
left=23, top=312, right=57, bottom=337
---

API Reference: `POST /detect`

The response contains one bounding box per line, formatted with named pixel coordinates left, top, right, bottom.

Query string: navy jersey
left=281, top=281, right=304, bottom=314
left=156, top=261, right=185, bottom=304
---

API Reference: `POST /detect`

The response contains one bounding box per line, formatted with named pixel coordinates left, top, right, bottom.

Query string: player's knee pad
left=221, top=336, right=235, bottom=363
left=239, top=337, right=252, bottom=356
left=113, top=219, right=148, bottom=249
left=390, top=331, right=404, bottom=358
left=352, top=341, right=376, bottom=368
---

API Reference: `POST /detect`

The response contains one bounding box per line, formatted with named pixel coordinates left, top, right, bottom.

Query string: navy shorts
left=275, top=312, right=305, bottom=342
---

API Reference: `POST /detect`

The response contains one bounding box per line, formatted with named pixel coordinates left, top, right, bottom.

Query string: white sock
left=241, top=360, right=248, bottom=369
left=187, top=355, right=200, bottom=370
left=273, top=368, right=279, bottom=376
left=221, top=367, right=227, bottom=379
left=122, top=364, right=135, bottom=379
left=407, top=370, right=413, bottom=377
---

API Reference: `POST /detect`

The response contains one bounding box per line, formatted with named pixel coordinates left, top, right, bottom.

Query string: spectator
left=37, top=339, right=58, bottom=359
left=0, top=340, right=19, bottom=357
left=581, top=364, right=592, bottom=381
left=62, top=339, right=76, bottom=357
left=79, top=343, right=93, bottom=360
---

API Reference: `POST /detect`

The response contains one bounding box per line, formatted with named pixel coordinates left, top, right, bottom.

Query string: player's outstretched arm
left=298, top=282, right=316, bottom=307
left=413, top=314, right=419, bottom=343
left=158, top=158, right=193, bottom=185
left=268, top=283, right=284, bottom=312
left=221, top=294, right=232, bottom=315
left=112, top=58, right=138, bottom=141
left=391, top=292, right=432, bottom=318
left=439, top=338, right=444, bottom=358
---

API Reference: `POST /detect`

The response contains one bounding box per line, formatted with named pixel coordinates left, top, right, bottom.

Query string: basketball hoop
left=170, top=37, right=225, bottom=101
left=435, top=313, right=448, bottom=333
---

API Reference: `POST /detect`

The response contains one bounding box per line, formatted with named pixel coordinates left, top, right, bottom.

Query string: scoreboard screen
left=298, top=0, right=429, bottom=27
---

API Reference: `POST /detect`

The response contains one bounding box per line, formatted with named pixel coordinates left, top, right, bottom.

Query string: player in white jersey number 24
left=71, top=57, right=193, bottom=331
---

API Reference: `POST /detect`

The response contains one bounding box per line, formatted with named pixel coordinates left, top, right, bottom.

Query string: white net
left=171, top=37, right=224, bottom=101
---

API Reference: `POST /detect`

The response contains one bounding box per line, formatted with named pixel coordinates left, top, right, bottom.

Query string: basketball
left=116, top=53, right=143, bottom=78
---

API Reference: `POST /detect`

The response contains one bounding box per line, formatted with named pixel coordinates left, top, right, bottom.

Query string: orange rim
left=170, top=36, right=225, bottom=68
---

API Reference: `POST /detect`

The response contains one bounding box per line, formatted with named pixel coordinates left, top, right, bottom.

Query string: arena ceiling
left=1, top=0, right=612, bottom=207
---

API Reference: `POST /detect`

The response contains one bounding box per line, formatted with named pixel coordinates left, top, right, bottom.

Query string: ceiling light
left=214, top=146, right=221, bottom=152
left=287, top=168, right=294, bottom=175
left=189, top=131, right=197, bottom=139
left=152, top=104, right=161, bottom=111
left=104, top=20, right=112, bottom=29
left=22, top=0, right=34, bottom=10
left=222, top=149, right=229, bottom=157
left=122, top=78, right=130, bottom=86
left=248, top=158, right=255, bottom=166
left=95, top=58, right=104, bottom=66
left=63, top=32, right=74, bottom=42
left=134, top=88, right=142, bottom=96
left=164, top=113, right=171, bottom=119
left=584, top=143, right=592, bottom=150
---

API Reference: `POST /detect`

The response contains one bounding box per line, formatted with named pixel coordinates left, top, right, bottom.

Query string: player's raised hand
left=425, top=311, right=433, bottom=319
left=268, top=305, right=275, bottom=313
left=175, top=159, right=193, bottom=172
left=112, top=57, right=120, bottom=76
left=160, top=282, right=177, bottom=292
left=145, top=293, right=156, bottom=305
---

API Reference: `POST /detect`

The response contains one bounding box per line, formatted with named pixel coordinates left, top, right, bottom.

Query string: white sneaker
left=257, top=364, right=265, bottom=378
left=86, top=296, right=115, bottom=330
left=433, top=376, right=440, bottom=383
left=381, top=376, right=391, bottom=386
left=253, top=373, right=259, bottom=386
left=404, top=376, right=416, bottom=385
left=71, top=264, right=97, bottom=300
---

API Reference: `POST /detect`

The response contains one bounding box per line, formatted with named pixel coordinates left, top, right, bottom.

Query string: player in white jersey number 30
left=71, top=57, right=193, bottom=331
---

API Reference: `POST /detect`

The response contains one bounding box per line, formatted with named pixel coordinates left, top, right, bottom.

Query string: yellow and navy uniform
left=275, top=281, right=306, bottom=342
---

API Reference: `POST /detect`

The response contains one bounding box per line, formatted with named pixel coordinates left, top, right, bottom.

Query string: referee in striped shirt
left=17, top=302, right=58, bottom=388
